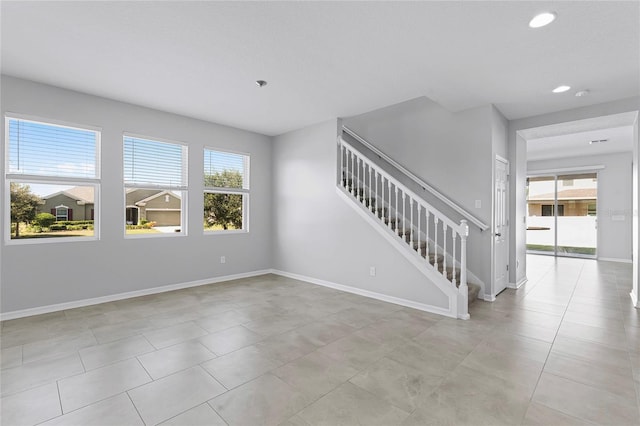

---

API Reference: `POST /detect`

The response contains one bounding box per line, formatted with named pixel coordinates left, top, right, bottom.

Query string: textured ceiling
left=2, top=1, right=639, bottom=136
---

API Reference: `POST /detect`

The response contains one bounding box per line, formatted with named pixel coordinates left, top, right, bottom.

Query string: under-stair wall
left=340, top=129, right=486, bottom=293
left=272, top=119, right=452, bottom=314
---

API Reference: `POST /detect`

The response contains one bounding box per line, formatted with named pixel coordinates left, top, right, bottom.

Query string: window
left=542, top=204, right=564, bottom=216
left=55, top=206, right=69, bottom=222
left=123, top=135, right=187, bottom=236
left=203, top=148, right=249, bottom=232
left=5, top=116, right=100, bottom=242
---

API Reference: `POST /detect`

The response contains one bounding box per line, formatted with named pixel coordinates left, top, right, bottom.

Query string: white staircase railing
left=339, top=137, right=470, bottom=319
left=343, top=126, right=489, bottom=231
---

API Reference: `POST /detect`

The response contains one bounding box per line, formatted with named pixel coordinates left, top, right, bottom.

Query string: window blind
left=204, top=149, right=248, bottom=189
left=7, top=118, right=97, bottom=178
left=124, top=136, right=187, bottom=188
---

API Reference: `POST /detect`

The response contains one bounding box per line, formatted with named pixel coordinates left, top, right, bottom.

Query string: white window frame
left=55, top=205, right=69, bottom=222
left=123, top=133, right=188, bottom=239
left=4, top=113, right=101, bottom=245
left=203, top=147, right=250, bottom=235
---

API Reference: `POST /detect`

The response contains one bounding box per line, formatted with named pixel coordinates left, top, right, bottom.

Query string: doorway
left=494, top=156, right=509, bottom=296
left=526, top=172, right=598, bottom=258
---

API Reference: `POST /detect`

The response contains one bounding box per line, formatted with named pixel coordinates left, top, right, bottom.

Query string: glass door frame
left=526, top=171, right=598, bottom=259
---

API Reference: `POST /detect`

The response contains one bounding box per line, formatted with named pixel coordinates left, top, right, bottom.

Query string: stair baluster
left=350, top=150, right=355, bottom=195
left=416, top=204, right=421, bottom=256
left=433, top=216, right=439, bottom=271
left=387, top=178, right=392, bottom=228
left=442, top=222, right=448, bottom=280
left=368, top=166, right=373, bottom=211
left=452, top=229, right=457, bottom=286
left=410, top=198, right=414, bottom=247
left=425, top=210, right=430, bottom=261
left=394, top=186, right=399, bottom=237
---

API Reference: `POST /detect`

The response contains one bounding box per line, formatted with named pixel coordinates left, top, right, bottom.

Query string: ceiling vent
left=589, top=139, right=608, bottom=145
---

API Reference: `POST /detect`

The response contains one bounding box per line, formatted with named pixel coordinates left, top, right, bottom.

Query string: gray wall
left=634, top=119, right=639, bottom=307
left=508, top=97, right=640, bottom=287
left=528, top=152, right=633, bottom=262
left=343, top=97, right=500, bottom=296
left=272, top=119, right=449, bottom=309
left=1, top=76, right=273, bottom=313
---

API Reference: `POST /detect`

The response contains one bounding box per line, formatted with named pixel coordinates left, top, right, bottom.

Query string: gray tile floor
left=1, top=255, right=639, bottom=425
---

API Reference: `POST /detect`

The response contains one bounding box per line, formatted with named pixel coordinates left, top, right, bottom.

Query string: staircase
left=337, top=129, right=482, bottom=319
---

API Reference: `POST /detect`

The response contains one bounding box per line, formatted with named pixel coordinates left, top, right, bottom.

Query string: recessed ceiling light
left=255, top=80, right=267, bottom=87
left=575, top=90, right=590, bottom=97
left=529, top=12, right=556, bottom=28
left=552, top=85, right=571, bottom=93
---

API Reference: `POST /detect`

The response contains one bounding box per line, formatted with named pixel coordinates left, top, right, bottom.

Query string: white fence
left=526, top=216, right=597, bottom=248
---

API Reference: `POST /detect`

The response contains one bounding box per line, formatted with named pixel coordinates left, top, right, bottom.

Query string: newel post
left=458, top=219, right=470, bottom=319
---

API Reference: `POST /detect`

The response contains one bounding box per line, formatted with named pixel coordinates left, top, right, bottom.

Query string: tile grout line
left=125, top=391, right=148, bottom=426
left=55, top=380, right=63, bottom=420
left=207, top=400, right=231, bottom=426
left=525, top=260, right=586, bottom=406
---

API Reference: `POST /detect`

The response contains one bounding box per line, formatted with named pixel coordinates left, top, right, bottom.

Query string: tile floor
left=1, top=255, right=639, bottom=425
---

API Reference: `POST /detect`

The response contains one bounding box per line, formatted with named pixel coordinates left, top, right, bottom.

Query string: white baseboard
left=507, top=276, right=528, bottom=290
left=483, top=294, right=496, bottom=302
left=598, top=257, right=632, bottom=264
left=0, top=269, right=272, bottom=321
left=271, top=269, right=456, bottom=319
left=631, top=289, right=639, bottom=308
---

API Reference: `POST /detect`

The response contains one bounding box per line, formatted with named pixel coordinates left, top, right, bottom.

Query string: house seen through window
left=5, top=116, right=100, bottom=241
left=123, top=135, right=187, bottom=236
left=204, top=148, right=249, bottom=232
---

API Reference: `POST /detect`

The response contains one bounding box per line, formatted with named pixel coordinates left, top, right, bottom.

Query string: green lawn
left=126, top=228, right=161, bottom=235
left=11, top=223, right=161, bottom=238
left=11, top=225, right=94, bottom=239
left=527, top=244, right=595, bottom=255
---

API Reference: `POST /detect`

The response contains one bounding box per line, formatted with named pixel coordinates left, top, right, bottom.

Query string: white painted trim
left=507, top=276, right=528, bottom=289
left=495, top=153, right=509, bottom=165
left=598, top=257, right=633, bottom=264
left=123, top=131, right=189, bottom=148
left=0, top=269, right=271, bottom=321
left=483, top=294, right=497, bottom=302
left=631, top=289, right=639, bottom=308
left=527, top=165, right=605, bottom=176
left=270, top=269, right=456, bottom=319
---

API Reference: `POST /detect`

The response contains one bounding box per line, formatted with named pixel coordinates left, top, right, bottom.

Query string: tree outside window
left=203, top=149, right=249, bottom=233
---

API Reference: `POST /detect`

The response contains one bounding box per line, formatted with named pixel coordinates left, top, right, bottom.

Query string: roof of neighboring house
left=528, top=188, right=597, bottom=202
left=42, top=186, right=95, bottom=204
left=43, top=186, right=181, bottom=205
left=135, top=190, right=181, bottom=206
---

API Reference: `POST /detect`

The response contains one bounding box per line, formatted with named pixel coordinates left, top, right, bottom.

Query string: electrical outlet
left=220, top=256, right=226, bottom=264
left=369, top=266, right=376, bottom=277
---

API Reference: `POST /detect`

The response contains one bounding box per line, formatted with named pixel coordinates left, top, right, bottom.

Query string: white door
left=494, top=157, right=509, bottom=296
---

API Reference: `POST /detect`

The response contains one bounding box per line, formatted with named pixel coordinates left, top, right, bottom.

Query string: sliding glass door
left=526, top=172, right=597, bottom=258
